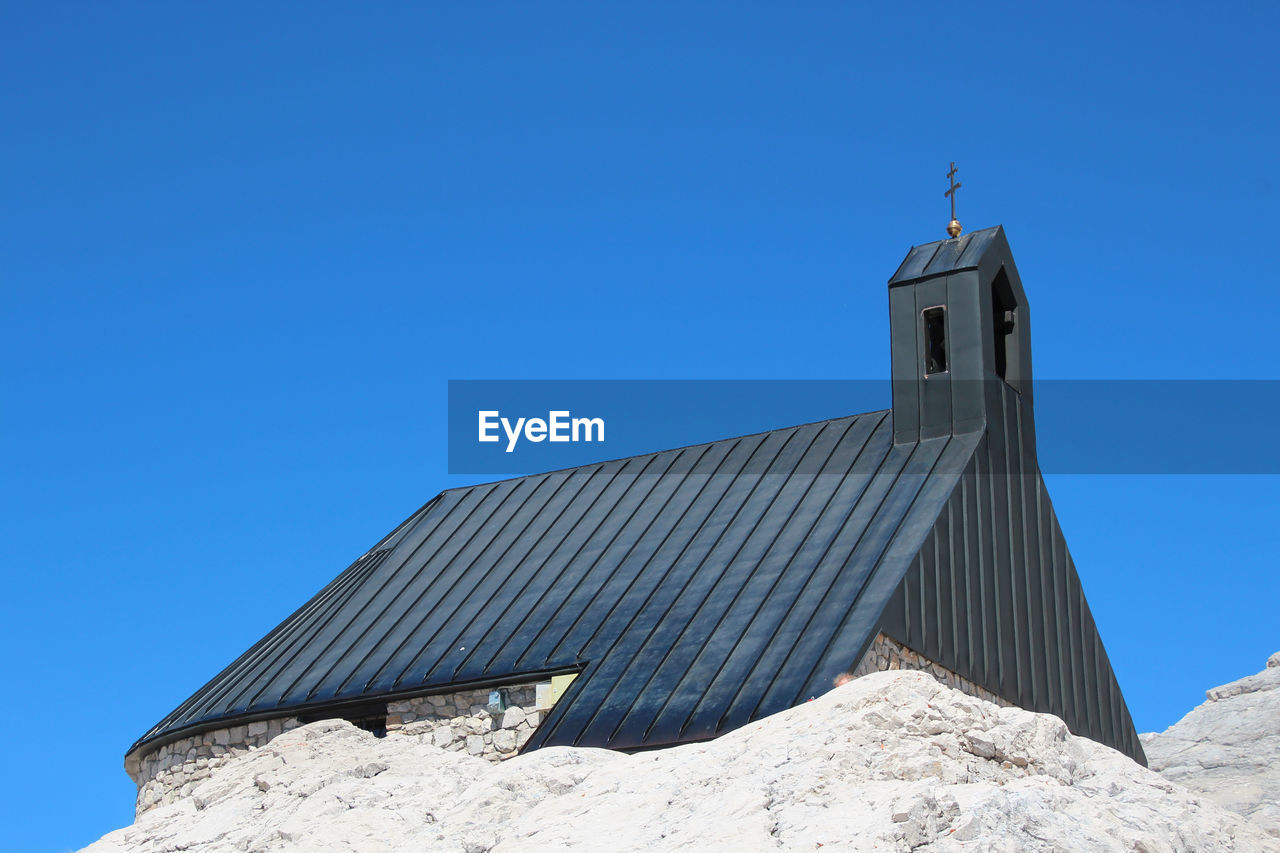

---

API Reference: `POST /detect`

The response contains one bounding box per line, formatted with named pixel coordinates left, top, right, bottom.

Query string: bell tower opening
left=922, top=306, right=948, bottom=375
left=991, top=268, right=1017, bottom=382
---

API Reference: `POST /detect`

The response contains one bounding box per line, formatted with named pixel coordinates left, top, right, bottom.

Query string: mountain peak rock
left=1142, top=650, right=1280, bottom=839
left=85, top=670, right=1277, bottom=851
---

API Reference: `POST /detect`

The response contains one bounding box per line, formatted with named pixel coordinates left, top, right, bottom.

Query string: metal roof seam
left=279, top=480, right=515, bottom=706
left=452, top=451, right=671, bottom=681
left=529, top=433, right=778, bottom=749
left=424, top=463, right=627, bottom=683
left=344, top=495, right=503, bottom=693
left=588, top=425, right=829, bottom=742
left=538, top=436, right=760, bottom=672
left=237, top=548, right=396, bottom=713
left=793, top=435, right=962, bottom=701
left=618, top=422, right=836, bottom=744
left=787, top=434, right=965, bottom=706
left=338, top=484, right=507, bottom=692
left=372, top=475, right=555, bottom=694
left=199, top=549, right=387, bottom=720
left=370, top=494, right=443, bottom=556
left=705, top=415, right=893, bottom=734
left=310, top=480, right=517, bottom=700
left=367, top=467, right=600, bottom=692
left=476, top=446, right=692, bottom=677
left=212, top=549, right=389, bottom=717
left=500, top=447, right=711, bottom=675
left=737, top=434, right=913, bottom=724
left=659, top=419, right=868, bottom=740
left=509, top=443, right=728, bottom=682
left=635, top=419, right=858, bottom=743
left=585, top=432, right=808, bottom=665
left=322, top=484, right=491, bottom=696
left=676, top=415, right=877, bottom=737
left=384, top=469, right=589, bottom=692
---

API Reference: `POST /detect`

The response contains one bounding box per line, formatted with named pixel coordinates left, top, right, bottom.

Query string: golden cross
left=944, top=162, right=961, bottom=221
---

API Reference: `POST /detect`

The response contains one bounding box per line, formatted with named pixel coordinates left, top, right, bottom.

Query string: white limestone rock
left=1141, top=650, right=1280, bottom=838
left=500, top=706, right=526, bottom=729
left=84, top=672, right=1277, bottom=852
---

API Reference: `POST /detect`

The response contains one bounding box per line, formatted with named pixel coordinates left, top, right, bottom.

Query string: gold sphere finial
left=946, top=219, right=962, bottom=238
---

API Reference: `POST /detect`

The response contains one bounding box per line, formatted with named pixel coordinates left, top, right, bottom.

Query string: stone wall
left=386, top=683, right=543, bottom=761
left=851, top=632, right=1012, bottom=707
left=128, top=640, right=1006, bottom=816
left=126, top=681, right=547, bottom=815
left=126, top=717, right=302, bottom=815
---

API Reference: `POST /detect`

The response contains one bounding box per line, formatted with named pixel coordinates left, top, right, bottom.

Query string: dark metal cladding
left=878, top=382, right=1147, bottom=765
left=129, top=223, right=1147, bottom=772
left=881, top=224, right=1144, bottom=765
left=130, top=412, right=979, bottom=757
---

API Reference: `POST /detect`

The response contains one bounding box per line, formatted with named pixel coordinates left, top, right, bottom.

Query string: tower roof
left=889, top=225, right=1004, bottom=285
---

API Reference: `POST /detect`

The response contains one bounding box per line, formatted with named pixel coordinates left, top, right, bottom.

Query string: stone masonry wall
left=126, top=716, right=302, bottom=815
left=127, top=682, right=547, bottom=815
left=851, top=632, right=1013, bottom=707
left=129, top=642, right=1003, bottom=816
left=386, top=683, right=543, bottom=761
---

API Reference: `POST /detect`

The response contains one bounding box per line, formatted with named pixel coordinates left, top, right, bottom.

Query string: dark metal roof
left=888, top=225, right=1003, bottom=285
left=132, top=412, right=979, bottom=755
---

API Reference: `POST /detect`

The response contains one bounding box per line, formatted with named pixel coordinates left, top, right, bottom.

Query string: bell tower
left=887, top=225, right=1034, bottom=445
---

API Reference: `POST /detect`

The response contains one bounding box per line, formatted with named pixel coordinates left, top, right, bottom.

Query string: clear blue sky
left=3, top=4, right=1277, bottom=850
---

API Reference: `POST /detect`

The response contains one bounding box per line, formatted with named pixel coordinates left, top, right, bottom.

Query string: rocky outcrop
left=1142, top=650, right=1280, bottom=839
left=84, top=670, right=1274, bottom=852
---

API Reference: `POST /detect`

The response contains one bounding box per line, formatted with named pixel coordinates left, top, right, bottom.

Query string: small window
left=991, top=269, right=1017, bottom=382
left=298, top=704, right=388, bottom=738
left=346, top=713, right=388, bottom=738
left=922, top=306, right=947, bottom=375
